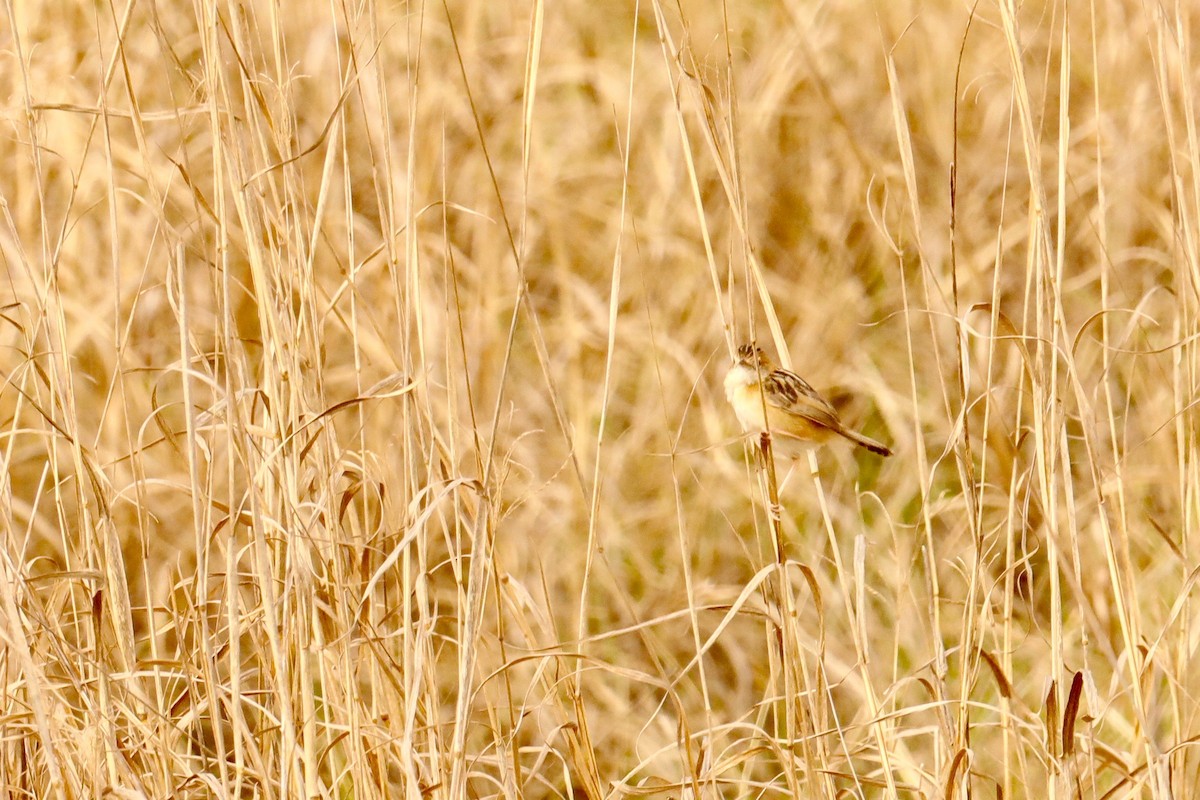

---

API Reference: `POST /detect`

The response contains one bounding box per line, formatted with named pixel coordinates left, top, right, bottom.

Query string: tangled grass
left=1, top=1, right=1197, bottom=797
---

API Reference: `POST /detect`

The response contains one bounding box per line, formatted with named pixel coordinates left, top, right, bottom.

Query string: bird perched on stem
left=724, top=343, right=892, bottom=458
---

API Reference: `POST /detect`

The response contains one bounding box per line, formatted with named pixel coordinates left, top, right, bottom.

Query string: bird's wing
left=762, top=369, right=841, bottom=429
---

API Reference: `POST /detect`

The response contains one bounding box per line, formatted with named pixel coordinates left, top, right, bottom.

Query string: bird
left=724, top=343, right=892, bottom=458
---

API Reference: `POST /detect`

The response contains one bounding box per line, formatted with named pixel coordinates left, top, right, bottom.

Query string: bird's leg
left=758, top=432, right=785, bottom=521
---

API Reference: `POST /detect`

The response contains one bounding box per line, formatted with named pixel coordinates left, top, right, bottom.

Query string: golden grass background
left=2, top=0, right=1198, bottom=797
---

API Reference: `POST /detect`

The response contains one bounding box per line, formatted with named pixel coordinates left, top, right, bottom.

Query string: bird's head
left=735, top=343, right=770, bottom=370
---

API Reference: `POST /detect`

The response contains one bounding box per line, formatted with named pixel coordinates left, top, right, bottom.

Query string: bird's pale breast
left=725, top=363, right=835, bottom=453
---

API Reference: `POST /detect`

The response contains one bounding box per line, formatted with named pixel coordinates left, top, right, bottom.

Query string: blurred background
left=1, top=1, right=1196, bottom=797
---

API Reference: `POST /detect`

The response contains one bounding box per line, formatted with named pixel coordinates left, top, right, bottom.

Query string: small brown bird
left=724, top=343, right=892, bottom=458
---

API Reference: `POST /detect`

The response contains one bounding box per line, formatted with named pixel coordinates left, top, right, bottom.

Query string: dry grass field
left=3, top=0, right=1199, bottom=797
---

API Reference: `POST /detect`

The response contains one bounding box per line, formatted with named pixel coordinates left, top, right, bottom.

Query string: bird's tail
left=838, top=426, right=892, bottom=457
